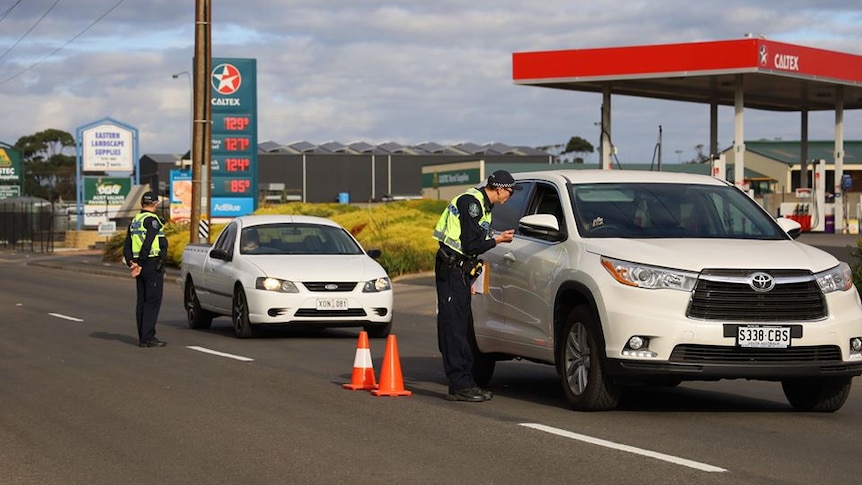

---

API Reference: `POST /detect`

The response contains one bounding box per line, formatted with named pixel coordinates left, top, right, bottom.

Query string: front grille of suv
left=687, top=269, right=826, bottom=322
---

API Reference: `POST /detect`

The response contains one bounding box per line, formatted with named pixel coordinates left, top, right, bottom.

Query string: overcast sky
left=0, top=0, right=860, bottom=164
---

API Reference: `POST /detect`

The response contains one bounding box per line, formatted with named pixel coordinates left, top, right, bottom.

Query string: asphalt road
left=2, top=237, right=862, bottom=484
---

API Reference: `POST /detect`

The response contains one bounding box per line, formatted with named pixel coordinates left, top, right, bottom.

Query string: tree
left=538, top=136, right=595, bottom=163
left=562, top=136, right=595, bottom=163
left=536, top=143, right=565, bottom=163
left=15, top=129, right=77, bottom=201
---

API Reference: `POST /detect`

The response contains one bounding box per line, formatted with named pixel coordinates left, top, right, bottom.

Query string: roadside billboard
left=170, top=169, right=192, bottom=223
left=83, top=177, right=131, bottom=226
left=0, top=144, right=22, bottom=199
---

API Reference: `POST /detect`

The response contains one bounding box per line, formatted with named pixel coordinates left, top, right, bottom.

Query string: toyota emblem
left=748, top=272, right=775, bottom=292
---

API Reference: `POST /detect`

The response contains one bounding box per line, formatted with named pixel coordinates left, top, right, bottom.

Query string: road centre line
left=187, top=346, right=254, bottom=362
left=519, top=423, right=726, bottom=473
left=48, top=313, right=83, bottom=322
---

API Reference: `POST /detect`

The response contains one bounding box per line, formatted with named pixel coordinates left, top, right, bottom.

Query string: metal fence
left=0, top=198, right=69, bottom=252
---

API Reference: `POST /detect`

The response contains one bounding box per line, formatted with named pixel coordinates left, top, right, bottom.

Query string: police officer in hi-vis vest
left=432, top=170, right=520, bottom=402
left=123, top=191, right=169, bottom=348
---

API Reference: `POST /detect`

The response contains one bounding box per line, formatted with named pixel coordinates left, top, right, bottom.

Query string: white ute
left=181, top=215, right=393, bottom=338
left=471, top=169, right=862, bottom=411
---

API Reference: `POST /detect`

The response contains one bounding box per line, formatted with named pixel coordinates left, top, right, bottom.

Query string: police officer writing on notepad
left=432, top=170, right=520, bottom=402
left=123, top=191, right=168, bottom=348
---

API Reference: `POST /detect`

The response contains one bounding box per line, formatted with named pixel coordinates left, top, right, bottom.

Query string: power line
left=0, top=0, right=26, bottom=23
left=0, top=0, right=126, bottom=86
left=0, top=0, right=62, bottom=62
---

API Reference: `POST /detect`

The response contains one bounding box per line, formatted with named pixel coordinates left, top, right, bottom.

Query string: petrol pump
left=809, top=159, right=827, bottom=232
left=711, top=154, right=726, bottom=181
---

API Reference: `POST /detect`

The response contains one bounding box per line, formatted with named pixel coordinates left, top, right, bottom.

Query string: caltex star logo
left=212, top=63, right=242, bottom=95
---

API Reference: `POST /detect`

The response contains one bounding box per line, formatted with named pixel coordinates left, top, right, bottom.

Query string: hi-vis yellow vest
left=432, top=187, right=492, bottom=256
left=130, top=212, right=165, bottom=258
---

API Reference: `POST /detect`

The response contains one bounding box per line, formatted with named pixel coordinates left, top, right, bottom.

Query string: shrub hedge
left=103, top=200, right=449, bottom=278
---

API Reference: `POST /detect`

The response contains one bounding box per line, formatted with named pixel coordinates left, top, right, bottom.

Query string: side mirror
left=209, top=248, right=231, bottom=260
left=367, top=249, right=382, bottom=259
left=518, top=213, right=564, bottom=241
left=775, top=217, right=802, bottom=240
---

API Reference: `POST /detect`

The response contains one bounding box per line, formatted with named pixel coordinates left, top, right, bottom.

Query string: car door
left=202, top=222, right=238, bottom=314
left=492, top=182, right=568, bottom=359
left=473, top=182, right=533, bottom=343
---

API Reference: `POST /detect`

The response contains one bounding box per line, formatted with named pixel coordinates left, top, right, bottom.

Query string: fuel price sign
left=210, top=58, right=258, bottom=217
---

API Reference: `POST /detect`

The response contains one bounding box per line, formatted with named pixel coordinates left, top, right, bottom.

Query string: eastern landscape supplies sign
left=83, top=177, right=131, bottom=226
left=81, top=123, right=135, bottom=172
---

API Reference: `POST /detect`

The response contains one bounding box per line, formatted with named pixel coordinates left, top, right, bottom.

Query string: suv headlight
left=255, top=277, right=299, bottom=293
left=601, top=256, right=698, bottom=291
left=363, top=277, right=392, bottom=293
left=815, top=262, right=854, bottom=293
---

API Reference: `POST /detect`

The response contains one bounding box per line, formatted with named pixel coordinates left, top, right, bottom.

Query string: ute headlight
left=363, top=277, right=392, bottom=293
left=815, top=262, right=854, bottom=293
left=601, top=256, right=698, bottom=291
left=255, top=277, right=299, bottom=293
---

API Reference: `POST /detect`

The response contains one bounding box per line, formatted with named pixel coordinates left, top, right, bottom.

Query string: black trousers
left=135, top=259, right=164, bottom=343
left=435, top=250, right=476, bottom=393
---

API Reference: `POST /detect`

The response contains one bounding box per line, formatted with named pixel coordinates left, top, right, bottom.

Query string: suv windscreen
left=571, top=182, right=788, bottom=240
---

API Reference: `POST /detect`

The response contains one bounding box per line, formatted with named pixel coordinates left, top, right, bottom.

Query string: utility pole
left=190, top=0, right=212, bottom=244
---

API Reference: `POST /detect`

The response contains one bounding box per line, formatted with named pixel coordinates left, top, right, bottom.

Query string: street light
left=172, top=71, right=193, bottom=167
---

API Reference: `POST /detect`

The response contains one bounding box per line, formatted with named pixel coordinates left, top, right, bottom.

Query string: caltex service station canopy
left=512, top=37, right=862, bottom=229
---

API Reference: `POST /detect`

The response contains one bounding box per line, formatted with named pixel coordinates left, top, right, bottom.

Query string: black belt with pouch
left=438, top=246, right=480, bottom=274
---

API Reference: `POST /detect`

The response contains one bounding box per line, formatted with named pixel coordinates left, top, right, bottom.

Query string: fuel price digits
left=225, top=158, right=251, bottom=172
left=224, top=137, right=250, bottom=152
left=223, top=116, right=250, bottom=131
left=225, top=179, right=252, bottom=195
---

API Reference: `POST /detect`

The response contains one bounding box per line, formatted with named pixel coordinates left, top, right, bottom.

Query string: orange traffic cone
left=371, top=334, right=412, bottom=397
left=343, top=331, right=378, bottom=391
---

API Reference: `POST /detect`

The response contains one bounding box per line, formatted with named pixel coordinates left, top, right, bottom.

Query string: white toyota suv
left=471, top=169, right=862, bottom=412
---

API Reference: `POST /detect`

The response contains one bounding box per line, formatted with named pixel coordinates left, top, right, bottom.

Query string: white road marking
left=48, top=313, right=84, bottom=322
left=520, top=423, right=727, bottom=473
left=186, top=346, right=254, bottom=362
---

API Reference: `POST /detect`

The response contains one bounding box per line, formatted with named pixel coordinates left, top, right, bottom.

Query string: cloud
left=0, top=0, right=860, bottom=164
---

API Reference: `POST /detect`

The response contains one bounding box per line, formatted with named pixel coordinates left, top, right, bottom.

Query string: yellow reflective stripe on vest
left=432, top=187, right=491, bottom=255
left=130, top=212, right=165, bottom=258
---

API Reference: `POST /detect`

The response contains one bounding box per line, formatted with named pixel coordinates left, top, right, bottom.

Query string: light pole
left=172, top=71, right=193, bottom=166
left=675, top=149, right=683, bottom=163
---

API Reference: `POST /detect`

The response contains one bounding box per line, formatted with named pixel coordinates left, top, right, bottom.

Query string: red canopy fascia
left=512, top=39, right=862, bottom=111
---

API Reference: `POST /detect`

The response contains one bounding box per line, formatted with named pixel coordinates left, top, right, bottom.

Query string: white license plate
left=737, top=326, right=791, bottom=348
left=316, top=298, right=348, bottom=310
